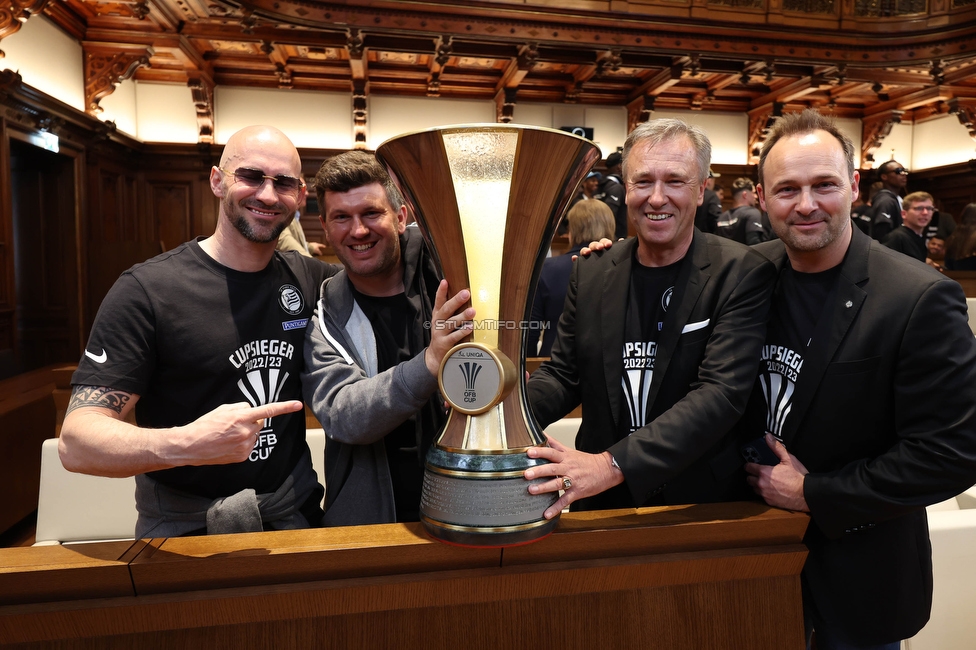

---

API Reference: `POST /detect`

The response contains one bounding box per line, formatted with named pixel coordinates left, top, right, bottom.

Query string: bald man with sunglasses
left=60, top=125, right=340, bottom=538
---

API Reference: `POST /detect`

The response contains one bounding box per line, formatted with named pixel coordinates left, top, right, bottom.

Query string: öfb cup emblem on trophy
left=376, top=124, right=600, bottom=547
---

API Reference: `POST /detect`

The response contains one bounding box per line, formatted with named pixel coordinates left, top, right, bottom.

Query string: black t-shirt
left=755, top=263, right=841, bottom=440
left=351, top=288, right=426, bottom=522
left=620, top=255, right=682, bottom=438
left=884, top=226, right=927, bottom=262
left=72, top=238, right=336, bottom=498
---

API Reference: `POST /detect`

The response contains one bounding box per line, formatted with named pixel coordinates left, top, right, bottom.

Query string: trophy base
left=420, top=514, right=559, bottom=548
left=419, top=447, right=559, bottom=548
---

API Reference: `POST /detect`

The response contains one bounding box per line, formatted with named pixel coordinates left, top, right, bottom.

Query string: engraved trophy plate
left=376, top=124, right=600, bottom=547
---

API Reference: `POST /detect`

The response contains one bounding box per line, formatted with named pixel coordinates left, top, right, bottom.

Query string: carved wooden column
left=346, top=29, right=368, bottom=150
left=0, top=0, right=49, bottom=59
left=627, top=95, right=655, bottom=133
left=494, top=87, right=516, bottom=123
left=427, top=36, right=451, bottom=98
left=83, top=42, right=153, bottom=116
left=626, top=59, right=686, bottom=131
left=494, top=41, right=536, bottom=112
left=187, top=73, right=214, bottom=145
left=747, top=102, right=783, bottom=164
left=947, top=98, right=976, bottom=143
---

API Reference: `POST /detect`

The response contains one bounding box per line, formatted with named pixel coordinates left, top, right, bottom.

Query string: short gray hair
left=622, top=119, right=711, bottom=183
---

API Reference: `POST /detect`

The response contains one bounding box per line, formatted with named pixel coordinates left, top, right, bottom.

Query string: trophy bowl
left=376, top=124, right=600, bottom=547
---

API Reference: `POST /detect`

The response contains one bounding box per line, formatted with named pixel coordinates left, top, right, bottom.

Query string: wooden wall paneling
left=0, top=386, right=53, bottom=536
left=910, top=161, right=976, bottom=220
left=9, top=139, right=83, bottom=371
left=197, top=168, right=219, bottom=239
left=84, top=151, right=154, bottom=335
left=146, top=177, right=192, bottom=251
left=139, top=144, right=221, bottom=242
left=70, top=144, right=89, bottom=356
left=0, top=119, right=17, bottom=376
left=0, top=364, right=71, bottom=535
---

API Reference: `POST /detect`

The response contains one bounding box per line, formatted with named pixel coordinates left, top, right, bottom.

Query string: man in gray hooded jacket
left=302, top=151, right=473, bottom=526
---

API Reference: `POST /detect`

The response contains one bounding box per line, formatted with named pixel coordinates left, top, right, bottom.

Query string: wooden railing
left=0, top=503, right=809, bottom=648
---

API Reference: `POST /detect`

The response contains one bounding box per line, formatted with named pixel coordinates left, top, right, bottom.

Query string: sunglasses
left=218, top=167, right=304, bottom=195
left=889, top=167, right=909, bottom=175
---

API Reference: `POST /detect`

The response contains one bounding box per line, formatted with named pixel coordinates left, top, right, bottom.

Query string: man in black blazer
left=744, top=109, right=976, bottom=648
left=522, top=118, right=775, bottom=518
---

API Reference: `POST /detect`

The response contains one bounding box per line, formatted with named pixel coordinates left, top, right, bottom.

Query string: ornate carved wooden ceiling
left=4, top=0, right=976, bottom=163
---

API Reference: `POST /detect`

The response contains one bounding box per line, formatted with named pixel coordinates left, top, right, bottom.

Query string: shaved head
left=219, top=126, right=302, bottom=177
left=206, top=125, right=307, bottom=263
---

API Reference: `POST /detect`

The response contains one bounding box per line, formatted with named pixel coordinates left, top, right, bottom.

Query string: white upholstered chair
left=34, top=429, right=329, bottom=545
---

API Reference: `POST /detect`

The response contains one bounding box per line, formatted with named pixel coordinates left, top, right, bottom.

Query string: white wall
left=98, top=79, right=137, bottom=137
left=653, top=110, right=749, bottom=165
left=1, top=15, right=84, bottom=111
left=873, top=122, right=913, bottom=169
left=135, top=83, right=198, bottom=143
left=215, top=87, right=353, bottom=148
left=833, top=117, right=863, bottom=167
left=513, top=103, right=627, bottom=158
left=368, top=96, right=495, bottom=149
left=911, top=115, right=976, bottom=171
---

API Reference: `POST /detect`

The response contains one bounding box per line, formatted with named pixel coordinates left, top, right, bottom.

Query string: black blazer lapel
left=646, top=230, right=710, bottom=408
left=781, top=229, right=870, bottom=446
left=602, top=239, right=636, bottom=430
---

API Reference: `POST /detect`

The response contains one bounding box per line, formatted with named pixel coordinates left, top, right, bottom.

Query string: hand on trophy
left=523, top=437, right=625, bottom=519
left=424, top=279, right=475, bottom=376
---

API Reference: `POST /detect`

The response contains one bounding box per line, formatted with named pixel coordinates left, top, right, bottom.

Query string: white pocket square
left=681, top=319, right=710, bottom=334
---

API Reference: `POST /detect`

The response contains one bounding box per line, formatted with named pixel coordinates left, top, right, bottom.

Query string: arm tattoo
left=67, top=385, right=133, bottom=415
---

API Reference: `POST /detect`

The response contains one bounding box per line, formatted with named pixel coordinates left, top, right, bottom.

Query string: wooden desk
left=0, top=504, right=808, bottom=649
left=0, top=541, right=139, bottom=606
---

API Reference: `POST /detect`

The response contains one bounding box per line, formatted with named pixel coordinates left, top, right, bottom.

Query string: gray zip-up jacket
left=302, top=227, right=444, bottom=526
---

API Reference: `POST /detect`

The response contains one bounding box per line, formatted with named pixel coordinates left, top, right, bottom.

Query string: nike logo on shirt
left=85, top=349, right=107, bottom=364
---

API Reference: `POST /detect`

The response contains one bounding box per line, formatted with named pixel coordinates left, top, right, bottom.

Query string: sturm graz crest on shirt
left=278, top=284, right=304, bottom=315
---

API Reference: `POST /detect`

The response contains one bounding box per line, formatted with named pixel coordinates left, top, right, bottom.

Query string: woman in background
left=944, top=203, right=976, bottom=271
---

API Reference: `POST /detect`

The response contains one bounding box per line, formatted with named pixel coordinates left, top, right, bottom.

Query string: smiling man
left=882, top=191, right=935, bottom=263
left=60, top=126, right=339, bottom=537
left=742, top=110, right=976, bottom=649
left=302, top=151, right=473, bottom=526
left=523, top=118, right=775, bottom=516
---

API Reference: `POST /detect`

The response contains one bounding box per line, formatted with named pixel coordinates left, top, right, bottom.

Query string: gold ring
left=561, top=477, right=573, bottom=490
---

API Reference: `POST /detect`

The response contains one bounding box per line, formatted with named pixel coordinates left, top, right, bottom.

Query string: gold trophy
left=376, top=125, right=599, bottom=546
